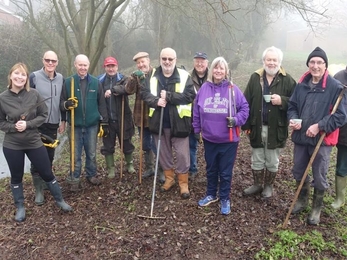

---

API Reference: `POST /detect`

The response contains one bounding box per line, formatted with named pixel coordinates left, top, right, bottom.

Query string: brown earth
left=0, top=133, right=346, bottom=259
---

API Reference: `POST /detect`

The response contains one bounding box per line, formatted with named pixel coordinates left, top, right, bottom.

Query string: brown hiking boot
left=87, top=176, right=101, bottom=186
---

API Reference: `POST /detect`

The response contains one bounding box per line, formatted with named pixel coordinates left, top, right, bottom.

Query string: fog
left=261, top=0, right=347, bottom=63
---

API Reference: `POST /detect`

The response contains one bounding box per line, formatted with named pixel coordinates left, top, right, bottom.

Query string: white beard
left=265, top=66, right=279, bottom=76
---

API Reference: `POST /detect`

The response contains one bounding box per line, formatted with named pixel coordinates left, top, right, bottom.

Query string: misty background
left=0, top=0, right=346, bottom=177
left=0, top=0, right=346, bottom=87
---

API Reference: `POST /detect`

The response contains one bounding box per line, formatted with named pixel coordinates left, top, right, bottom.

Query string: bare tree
left=148, top=0, right=332, bottom=65
left=0, top=23, right=45, bottom=89
left=12, top=0, right=130, bottom=73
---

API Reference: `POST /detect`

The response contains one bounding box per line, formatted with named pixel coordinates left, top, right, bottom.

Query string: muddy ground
left=0, top=133, right=346, bottom=259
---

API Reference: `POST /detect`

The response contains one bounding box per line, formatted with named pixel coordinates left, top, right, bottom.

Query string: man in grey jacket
left=29, top=50, right=66, bottom=206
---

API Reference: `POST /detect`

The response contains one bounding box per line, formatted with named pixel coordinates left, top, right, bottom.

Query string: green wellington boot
left=105, top=154, right=115, bottom=178
left=124, top=153, right=136, bottom=174
left=243, top=169, right=264, bottom=195
left=32, top=174, right=45, bottom=205
left=292, top=181, right=310, bottom=214
left=331, top=175, right=347, bottom=210
left=307, top=188, right=325, bottom=225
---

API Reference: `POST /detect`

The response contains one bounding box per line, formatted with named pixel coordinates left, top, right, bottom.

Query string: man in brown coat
left=125, top=52, right=165, bottom=182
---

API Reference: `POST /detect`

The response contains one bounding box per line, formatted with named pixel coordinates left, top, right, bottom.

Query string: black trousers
left=31, top=123, right=58, bottom=175
left=100, top=120, right=135, bottom=156
left=3, top=146, right=55, bottom=184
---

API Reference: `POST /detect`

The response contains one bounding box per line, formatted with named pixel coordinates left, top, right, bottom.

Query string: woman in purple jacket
left=193, top=57, right=249, bottom=215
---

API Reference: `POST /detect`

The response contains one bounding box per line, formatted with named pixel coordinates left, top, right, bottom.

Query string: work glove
left=131, top=70, right=145, bottom=80
left=64, top=97, right=78, bottom=110
left=226, top=117, right=236, bottom=128
left=40, top=133, right=60, bottom=148
left=194, top=133, right=200, bottom=141
left=97, top=123, right=109, bottom=137
left=194, top=133, right=202, bottom=143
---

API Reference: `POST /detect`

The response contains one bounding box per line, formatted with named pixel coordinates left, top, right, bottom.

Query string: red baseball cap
left=103, top=56, right=118, bottom=67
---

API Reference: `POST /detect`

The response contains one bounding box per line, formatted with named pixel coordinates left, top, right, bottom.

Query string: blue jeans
left=138, top=127, right=157, bottom=154
left=69, top=125, right=98, bottom=179
left=189, top=132, right=198, bottom=174
left=203, top=140, right=238, bottom=200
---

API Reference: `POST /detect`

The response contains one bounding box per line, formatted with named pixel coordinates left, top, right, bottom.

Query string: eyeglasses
left=161, top=57, right=175, bottom=62
left=309, top=60, right=325, bottom=66
left=44, top=59, right=58, bottom=64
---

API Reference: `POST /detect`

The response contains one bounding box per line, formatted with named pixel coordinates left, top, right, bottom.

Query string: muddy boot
left=178, top=173, right=190, bottom=199
left=331, top=175, right=347, bottom=210
left=243, top=169, right=264, bottom=195
left=66, top=175, right=82, bottom=192
left=46, top=179, right=72, bottom=212
left=105, top=155, right=115, bottom=179
left=158, top=165, right=165, bottom=184
left=292, top=181, right=310, bottom=214
left=32, top=174, right=45, bottom=205
left=160, top=169, right=175, bottom=192
left=142, top=150, right=154, bottom=178
left=261, top=170, right=277, bottom=198
left=124, top=153, right=136, bottom=174
left=10, top=183, right=26, bottom=222
left=307, top=188, right=325, bottom=225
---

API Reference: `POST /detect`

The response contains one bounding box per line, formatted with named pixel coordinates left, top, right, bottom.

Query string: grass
left=255, top=229, right=339, bottom=260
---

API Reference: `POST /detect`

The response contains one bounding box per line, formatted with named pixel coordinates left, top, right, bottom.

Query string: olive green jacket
left=241, top=67, right=296, bottom=149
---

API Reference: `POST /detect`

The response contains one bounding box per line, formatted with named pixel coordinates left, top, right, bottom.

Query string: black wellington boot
left=11, top=183, right=26, bottom=222
left=46, top=179, right=72, bottom=212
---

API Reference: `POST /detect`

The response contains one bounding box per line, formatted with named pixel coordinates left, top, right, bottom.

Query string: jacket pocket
left=277, top=119, right=288, bottom=143
left=323, top=128, right=339, bottom=146
left=172, top=116, right=191, bottom=138
left=149, top=110, right=161, bottom=134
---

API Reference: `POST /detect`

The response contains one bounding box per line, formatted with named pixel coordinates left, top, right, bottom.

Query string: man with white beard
left=241, top=46, right=296, bottom=198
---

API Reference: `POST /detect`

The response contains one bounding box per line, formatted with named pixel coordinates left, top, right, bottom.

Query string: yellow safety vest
left=149, top=68, right=192, bottom=118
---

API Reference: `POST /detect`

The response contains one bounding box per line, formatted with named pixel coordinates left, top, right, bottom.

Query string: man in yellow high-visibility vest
left=141, top=47, right=196, bottom=199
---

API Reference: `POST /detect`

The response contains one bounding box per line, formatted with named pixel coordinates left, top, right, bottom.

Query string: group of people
left=1, top=45, right=346, bottom=224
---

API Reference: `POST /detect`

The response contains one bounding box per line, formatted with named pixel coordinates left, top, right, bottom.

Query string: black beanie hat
left=306, top=46, right=328, bottom=68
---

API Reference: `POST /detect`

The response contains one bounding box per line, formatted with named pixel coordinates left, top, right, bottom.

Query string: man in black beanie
left=287, top=46, right=347, bottom=225
left=306, top=46, right=328, bottom=68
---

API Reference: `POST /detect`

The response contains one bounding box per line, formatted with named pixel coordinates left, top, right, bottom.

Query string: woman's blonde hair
left=7, top=62, right=30, bottom=91
left=207, top=57, right=229, bottom=83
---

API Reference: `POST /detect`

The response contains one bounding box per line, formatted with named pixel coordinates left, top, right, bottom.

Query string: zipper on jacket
left=109, top=77, right=113, bottom=120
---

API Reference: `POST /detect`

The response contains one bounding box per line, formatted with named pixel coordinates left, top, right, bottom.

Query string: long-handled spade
left=138, top=107, right=166, bottom=219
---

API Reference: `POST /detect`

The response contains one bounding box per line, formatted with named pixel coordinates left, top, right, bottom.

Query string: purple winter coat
left=193, top=79, right=249, bottom=143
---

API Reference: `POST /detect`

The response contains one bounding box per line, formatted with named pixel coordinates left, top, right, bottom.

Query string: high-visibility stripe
left=149, top=68, right=192, bottom=118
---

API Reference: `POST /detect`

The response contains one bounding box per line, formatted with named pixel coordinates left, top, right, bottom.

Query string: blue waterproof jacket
left=288, top=70, right=347, bottom=146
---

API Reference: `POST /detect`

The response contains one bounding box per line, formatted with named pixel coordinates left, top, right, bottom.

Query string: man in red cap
left=97, top=56, right=136, bottom=178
